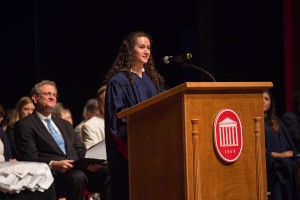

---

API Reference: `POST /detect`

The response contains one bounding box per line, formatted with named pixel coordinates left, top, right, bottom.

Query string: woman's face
left=263, top=92, right=271, bottom=112
left=20, top=103, right=35, bottom=118
left=133, top=36, right=150, bottom=65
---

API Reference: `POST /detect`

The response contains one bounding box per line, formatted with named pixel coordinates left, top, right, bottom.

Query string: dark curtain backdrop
left=0, top=0, right=288, bottom=124
left=284, top=0, right=300, bottom=111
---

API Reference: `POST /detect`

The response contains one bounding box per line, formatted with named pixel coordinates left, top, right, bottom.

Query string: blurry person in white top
left=74, top=98, right=99, bottom=143
left=82, top=85, right=106, bottom=149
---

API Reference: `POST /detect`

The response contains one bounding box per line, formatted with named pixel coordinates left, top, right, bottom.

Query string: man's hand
left=50, top=160, right=74, bottom=173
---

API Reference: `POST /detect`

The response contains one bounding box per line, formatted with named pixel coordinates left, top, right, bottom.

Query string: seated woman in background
left=263, top=89, right=299, bottom=200
left=6, top=96, right=35, bottom=159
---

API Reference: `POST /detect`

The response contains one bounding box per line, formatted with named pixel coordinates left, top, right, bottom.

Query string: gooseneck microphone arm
left=162, top=53, right=216, bottom=82
left=180, top=62, right=216, bottom=82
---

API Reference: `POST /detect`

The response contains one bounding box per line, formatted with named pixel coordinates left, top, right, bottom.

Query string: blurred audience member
left=0, top=101, right=13, bottom=161
left=0, top=103, right=5, bottom=126
left=263, top=89, right=298, bottom=200
left=60, top=108, right=73, bottom=126
left=6, top=96, right=35, bottom=159
left=282, top=90, right=300, bottom=153
left=82, top=85, right=106, bottom=149
left=0, top=125, right=12, bottom=161
left=52, top=102, right=64, bottom=118
left=282, top=89, right=300, bottom=197
left=0, top=103, right=8, bottom=131
left=74, top=98, right=99, bottom=142
left=53, top=102, right=73, bottom=126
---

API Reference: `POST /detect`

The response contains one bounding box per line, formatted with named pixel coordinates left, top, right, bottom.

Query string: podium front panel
left=122, top=83, right=270, bottom=200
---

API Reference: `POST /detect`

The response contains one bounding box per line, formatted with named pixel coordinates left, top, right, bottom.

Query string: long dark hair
left=264, top=89, right=280, bottom=133
left=103, top=31, right=164, bottom=93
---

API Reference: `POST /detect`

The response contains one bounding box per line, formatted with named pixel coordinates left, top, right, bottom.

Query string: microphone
left=163, top=53, right=192, bottom=64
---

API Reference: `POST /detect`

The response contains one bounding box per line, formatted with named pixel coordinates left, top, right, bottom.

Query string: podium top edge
left=183, top=82, right=273, bottom=89
left=117, top=82, right=273, bottom=118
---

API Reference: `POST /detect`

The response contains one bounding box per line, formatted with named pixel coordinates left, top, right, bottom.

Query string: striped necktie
left=45, top=118, right=66, bottom=154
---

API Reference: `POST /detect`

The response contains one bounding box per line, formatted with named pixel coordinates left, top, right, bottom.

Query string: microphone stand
left=180, top=62, right=216, bottom=82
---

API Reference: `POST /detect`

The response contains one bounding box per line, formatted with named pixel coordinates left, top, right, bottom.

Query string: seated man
left=82, top=85, right=106, bottom=149
left=14, top=80, right=110, bottom=200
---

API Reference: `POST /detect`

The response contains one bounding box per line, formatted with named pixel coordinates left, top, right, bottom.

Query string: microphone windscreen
left=186, top=53, right=192, bottom=59
left=163, top=56, right=170, bottom=64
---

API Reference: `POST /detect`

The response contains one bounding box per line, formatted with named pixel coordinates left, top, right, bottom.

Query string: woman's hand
left=271, top=150, right=294, bottom=158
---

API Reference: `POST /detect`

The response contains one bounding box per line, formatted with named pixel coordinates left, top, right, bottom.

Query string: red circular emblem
left=214, top=108, right=243, bottom=162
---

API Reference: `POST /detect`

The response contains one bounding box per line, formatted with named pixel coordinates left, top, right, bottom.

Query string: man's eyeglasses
left=37, top=92, right=59, bottom=98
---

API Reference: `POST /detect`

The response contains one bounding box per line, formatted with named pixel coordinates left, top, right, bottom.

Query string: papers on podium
left=73, top=140, right=107, bottom=170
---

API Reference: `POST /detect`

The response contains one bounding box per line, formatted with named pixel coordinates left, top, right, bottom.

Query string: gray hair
left=84, top=99, right=98, bottom=114
left=30, top=80, right=58, bottom=96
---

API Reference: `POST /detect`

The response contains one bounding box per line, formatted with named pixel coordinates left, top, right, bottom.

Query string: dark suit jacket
left=282, top=111, right=300, bottom=153
left=14, top=112, right=85, bottom=164
left=0, top=127, right=12, bottom=160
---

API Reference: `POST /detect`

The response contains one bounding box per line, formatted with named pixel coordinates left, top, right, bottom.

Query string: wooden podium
left=117, top=82, right=272, bottom=200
